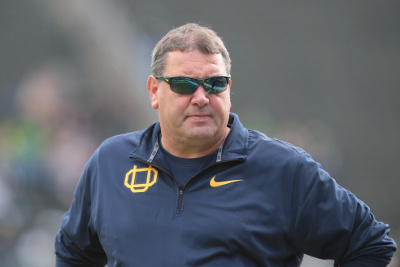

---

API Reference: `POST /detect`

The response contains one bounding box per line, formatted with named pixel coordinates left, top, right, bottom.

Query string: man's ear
left=147, top=75, right=159, bottom=109
left=227, top=79, right=232, bottom=107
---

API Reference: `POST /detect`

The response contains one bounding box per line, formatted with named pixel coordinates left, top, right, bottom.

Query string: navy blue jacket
left=55, top=113, right=396, bottom=266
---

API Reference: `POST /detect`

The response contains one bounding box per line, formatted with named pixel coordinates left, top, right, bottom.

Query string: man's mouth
left=187, top=113, right=211, bottom=121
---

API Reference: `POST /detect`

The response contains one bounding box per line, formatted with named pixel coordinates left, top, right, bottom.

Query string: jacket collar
left=129, top=112, right=248, bottom=164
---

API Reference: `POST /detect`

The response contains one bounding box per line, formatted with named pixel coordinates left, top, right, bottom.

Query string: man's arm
left=290, top=153, right=397, bottom=266
left=55, top=228, right=106, bottom=267
left=54, top=154, right=107, bottom=266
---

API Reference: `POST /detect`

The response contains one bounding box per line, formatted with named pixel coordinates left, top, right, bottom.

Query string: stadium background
left=0, top=1, right=399, bottom=266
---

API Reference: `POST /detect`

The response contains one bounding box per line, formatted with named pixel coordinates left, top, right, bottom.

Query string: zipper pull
left=177, top=186, right=184, bottom=215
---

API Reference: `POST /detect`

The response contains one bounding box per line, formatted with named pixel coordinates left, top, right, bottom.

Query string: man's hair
left=151, top=23, right=231, bottom=76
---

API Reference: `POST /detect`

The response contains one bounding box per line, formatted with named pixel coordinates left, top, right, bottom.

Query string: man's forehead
left=164, top=51, right=225, bottom=77
left=166, top=49, right=224, bottom=66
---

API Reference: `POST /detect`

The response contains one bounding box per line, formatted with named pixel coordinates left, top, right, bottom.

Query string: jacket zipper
left=148, top=162, right=184, bottom=215
left=132, top=158, right=184, bottom=214
left=177, top=185, right=184, bottom=214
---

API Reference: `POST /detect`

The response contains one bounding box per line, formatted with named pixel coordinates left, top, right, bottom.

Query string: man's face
left=147, top=49, right=231, bottom=152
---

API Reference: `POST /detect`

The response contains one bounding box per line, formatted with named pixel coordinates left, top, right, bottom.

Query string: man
left=55, top=23, right=396, bottom=266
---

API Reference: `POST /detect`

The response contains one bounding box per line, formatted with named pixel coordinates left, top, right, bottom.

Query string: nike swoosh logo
left=210, top=176, right=243, bottom=187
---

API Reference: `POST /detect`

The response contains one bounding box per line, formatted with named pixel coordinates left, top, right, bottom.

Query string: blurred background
left=0, top=0, right=399, bottom=266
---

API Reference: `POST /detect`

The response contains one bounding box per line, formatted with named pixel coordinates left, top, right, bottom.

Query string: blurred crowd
left=0, top=62, right=108, bottom=266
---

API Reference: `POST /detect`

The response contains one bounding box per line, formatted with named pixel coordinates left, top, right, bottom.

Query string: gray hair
left=151, top=23, right=231, bottom=76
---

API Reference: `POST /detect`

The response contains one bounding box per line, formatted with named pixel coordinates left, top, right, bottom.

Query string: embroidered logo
left=124, top=165, right=158, bottom=193
left=210, top=176, right=243, bottom=187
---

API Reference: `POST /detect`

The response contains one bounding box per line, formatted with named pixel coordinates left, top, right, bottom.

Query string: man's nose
left=191, top=85, right=210, bottom=107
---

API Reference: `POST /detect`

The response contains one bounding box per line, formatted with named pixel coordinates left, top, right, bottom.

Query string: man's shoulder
left=247, top=129, right=306, bottom=156
left=97, top=128, right=150, bottom=156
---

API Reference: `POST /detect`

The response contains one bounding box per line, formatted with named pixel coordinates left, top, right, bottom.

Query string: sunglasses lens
left=166, top=76, right=230, bottom=94
left=170, top=78, right=198, bottom=94
left=204, top=77, right=229, bottom=94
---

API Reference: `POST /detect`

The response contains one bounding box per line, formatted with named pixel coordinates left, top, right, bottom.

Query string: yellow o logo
left=124, top=165, right=158, bottom=193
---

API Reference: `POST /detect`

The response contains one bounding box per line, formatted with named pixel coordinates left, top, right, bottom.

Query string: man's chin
left=185, top=127, right=215, bottom=140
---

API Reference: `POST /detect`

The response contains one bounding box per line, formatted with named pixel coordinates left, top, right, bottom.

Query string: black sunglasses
left=155, top=76, right=231, bottom=95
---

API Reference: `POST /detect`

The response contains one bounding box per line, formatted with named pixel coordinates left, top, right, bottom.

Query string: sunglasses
left=155, top=76, right=231, bottom=95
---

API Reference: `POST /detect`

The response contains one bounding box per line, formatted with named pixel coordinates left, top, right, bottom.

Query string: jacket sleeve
left=54, top=154, right=108, bottom=266
left=290, top=152, right=397, bottom=266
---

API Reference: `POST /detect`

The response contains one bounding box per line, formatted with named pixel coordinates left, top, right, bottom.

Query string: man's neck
left=160, top=128, right=230, bottom=159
